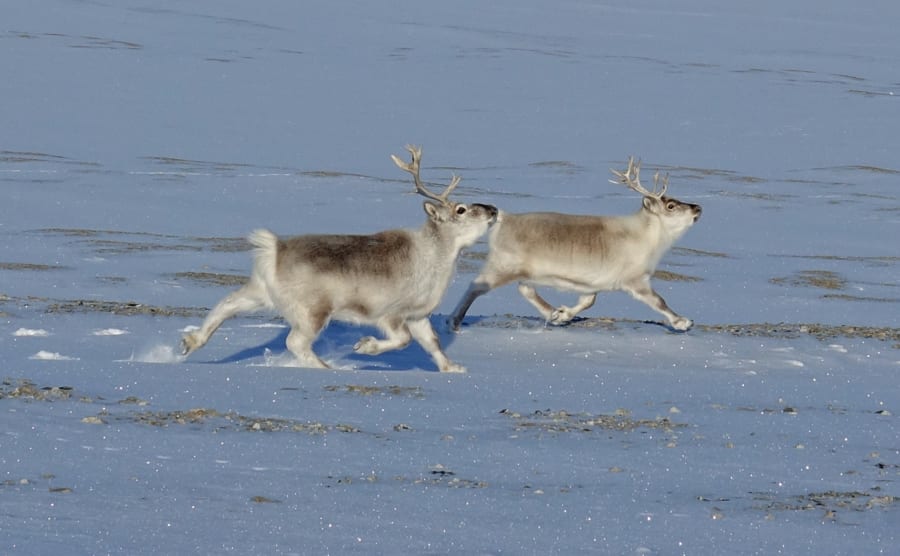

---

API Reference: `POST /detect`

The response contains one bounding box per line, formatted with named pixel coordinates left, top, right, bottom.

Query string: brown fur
left=498, top=213, right=633, bottom=261
left=276, top=231, right=413, bottom=279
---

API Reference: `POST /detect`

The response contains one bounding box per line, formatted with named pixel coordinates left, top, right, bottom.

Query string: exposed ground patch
left=45, top=299, right=206, bottom=317
left=323, top=384, right=425, bottom=399
left=95, top=407, right=362, bottom=434
left=0, top=262, right=67, bottom=271
left=168, top=271, right=247, bottom=287
left=0, top=379, right=78, bottom=402
left=325, top=465, right=488, bottom=490
left=1, top=378, right=365, bottom=435
left=771, top=269, right=847, bottom=290
left=34, top=228, right=249, bottom=255
left=776, top=253, right=900, bottom=266
left=701, top=322, right=900, bottom=344
left=694, top=489, right=897, bottom=522
left=500, top=408, right=687, bottom=435
left=653, top=269, right=703, bottom=282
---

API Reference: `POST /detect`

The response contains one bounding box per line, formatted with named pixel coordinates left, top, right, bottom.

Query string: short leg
left=449, top=266, right=524, bottom=331
left=517, top=284, right=555, bottom=321
left=449, top=279, right=492, bottom=331
left=550, top=293, right=597, bottom=324
left=408, top=317, right=465, bottom=373
left=353, top=317, right=411, bottom=355
left=285, top=328, right=329, bottom=369
left=182, top=281, right=269, bottom=356
left=284, top=308, right=331, bottom=368
left=623, top=279, right=692, bottom=331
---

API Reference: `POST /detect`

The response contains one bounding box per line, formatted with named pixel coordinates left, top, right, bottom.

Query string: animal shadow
left=212, top=315, right=458, bottom=371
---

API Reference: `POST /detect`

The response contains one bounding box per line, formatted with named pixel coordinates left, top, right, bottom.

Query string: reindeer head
left=610, top=156, right=702, bottom=237
left=392, top=145, right=498, bottom=248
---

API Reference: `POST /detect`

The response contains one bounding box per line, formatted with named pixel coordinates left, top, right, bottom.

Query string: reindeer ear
left=423, top=201, right=445, bottom=221
left=642, top=197, right=654, bottom=211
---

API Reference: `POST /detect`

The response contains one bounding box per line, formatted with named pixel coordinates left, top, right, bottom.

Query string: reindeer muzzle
left=691, top=204, right=702, bottom=223
left=475, top=203, right=499, bottom=223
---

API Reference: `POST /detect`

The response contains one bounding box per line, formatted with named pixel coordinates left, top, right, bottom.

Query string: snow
left=2, top=0, right=898, bottom=554
left=13, top=328, right=50, bottom=337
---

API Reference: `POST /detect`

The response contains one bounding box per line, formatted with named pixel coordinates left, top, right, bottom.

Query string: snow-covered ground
left=2, top=1, right=897, bottom=554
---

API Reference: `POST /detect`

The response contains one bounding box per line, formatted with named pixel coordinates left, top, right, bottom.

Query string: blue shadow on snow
left=210, top=314, right=458, bottom=371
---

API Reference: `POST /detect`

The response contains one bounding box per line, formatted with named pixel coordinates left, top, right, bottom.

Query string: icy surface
left=2, top=1, right=897, bottom=554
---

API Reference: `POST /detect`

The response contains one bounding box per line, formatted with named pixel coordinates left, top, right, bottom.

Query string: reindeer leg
left=449, top=268, right=521, bottom=331
left=182, top=280, right=269, bottom=356
left=284, top=306, right=331, bottom=368
left=354, top=316, right=411, bottom=355
left=623, top=279, right=692, bottom=331
left=407, top=317, right=464, bottom=373
left=550, top=293, right=597, bottom=324
left=448, top=279, right=491, bottom=331
left=517, top=284, right=556, bottom=321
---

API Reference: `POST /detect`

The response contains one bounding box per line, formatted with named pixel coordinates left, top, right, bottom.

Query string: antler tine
left=441, top=174, right=461, bottom=202
left=609, top=156, right=664, bottom=199
left=391, top=145, right=458, bottom=205
left=390, top=144, right=425, bottom=192
left=652, top=171, right=669, bottom=197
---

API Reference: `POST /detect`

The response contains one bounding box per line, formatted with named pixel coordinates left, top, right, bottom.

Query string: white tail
left=246, top=228, right=278, bottom=292
left=247, top=228, right=277, bottom=253
left=449, top=156, right=702, bottom=332
left=181, top=147, right=498, bottom=372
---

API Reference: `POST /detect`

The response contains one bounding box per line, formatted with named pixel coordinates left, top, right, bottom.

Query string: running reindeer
left=182, top=146, right=498, bottom=372
left=449, top=157, right=702, bottom=331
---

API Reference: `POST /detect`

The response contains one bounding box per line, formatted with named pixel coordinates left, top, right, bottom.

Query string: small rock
left=866, top=495, right=895, bottom=509
left=250, top=495, right=281, bottom=504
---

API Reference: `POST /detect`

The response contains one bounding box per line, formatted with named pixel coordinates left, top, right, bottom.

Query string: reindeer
left=181, top=146, right=498, bottom=372
left=449, top=157, right=702, bottom=332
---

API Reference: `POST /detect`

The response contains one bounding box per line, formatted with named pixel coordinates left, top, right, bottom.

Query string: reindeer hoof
left=181, top=333, right=200, bottom=356
left=445, top=316, right=463, bottom=333
left=353, top=336, right=380, bottom=355
left=440, top=363, right=467, bottom=373
left=549, top=307, right=575, bottom=325
left=671, top=317, right=693, bottom=332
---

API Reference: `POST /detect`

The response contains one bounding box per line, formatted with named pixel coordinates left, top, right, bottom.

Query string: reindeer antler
left=609, top=156, right=668, bottom=199
left=391, top=145, right=460, bottom=205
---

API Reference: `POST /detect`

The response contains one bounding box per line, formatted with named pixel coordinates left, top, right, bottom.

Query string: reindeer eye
left=456, top=206, right=467, bottom=215
left=666, top=201, right=676, bottom=211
